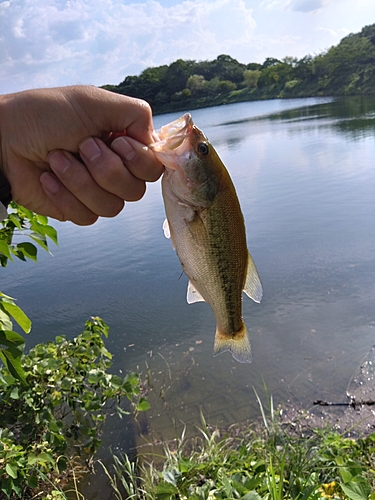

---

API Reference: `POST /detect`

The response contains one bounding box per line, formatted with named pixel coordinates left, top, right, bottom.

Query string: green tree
left=212, top=54, right=246, bottom=84
left=243, top=69, right=262, bottom=89
left=186, top=74, right=206, bottom=95
left=164, top=59, right=195, bottom=96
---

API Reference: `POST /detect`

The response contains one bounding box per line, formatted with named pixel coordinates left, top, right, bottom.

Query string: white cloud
left=1, top=0, right=375, bottom=94
left=0, top=0, right=257, bottom=93
left=289, top=0, right=328, bottom=12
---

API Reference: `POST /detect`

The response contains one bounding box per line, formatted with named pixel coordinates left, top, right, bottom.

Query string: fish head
left=149, top=113, right=221, bottom=206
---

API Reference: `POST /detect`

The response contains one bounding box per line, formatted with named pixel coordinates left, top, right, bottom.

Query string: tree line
left=102, top=23, right=375, bottom=115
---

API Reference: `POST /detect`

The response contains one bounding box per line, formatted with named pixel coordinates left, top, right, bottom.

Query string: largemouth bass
left=149, top=113, right=262, bottom=363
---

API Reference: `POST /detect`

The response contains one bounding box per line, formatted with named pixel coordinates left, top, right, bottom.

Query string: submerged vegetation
left=102, top=23, right=375, bottom=114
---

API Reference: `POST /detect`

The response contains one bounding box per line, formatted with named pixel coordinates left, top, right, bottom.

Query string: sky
left=1, top=0, right=375, bottom=94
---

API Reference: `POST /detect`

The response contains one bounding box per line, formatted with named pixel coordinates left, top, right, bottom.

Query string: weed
left=101, top=396, right=375, bottom=500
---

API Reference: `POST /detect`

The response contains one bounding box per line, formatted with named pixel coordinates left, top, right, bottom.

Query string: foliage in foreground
left=0, top=317, right=149, bottom=500
left=0, top=202, right=58, bottom=383
left=102, top=402, right=375, bottom=500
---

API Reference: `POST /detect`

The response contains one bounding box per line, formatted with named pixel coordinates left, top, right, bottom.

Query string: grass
left=98, top=394, right=375, bottom=500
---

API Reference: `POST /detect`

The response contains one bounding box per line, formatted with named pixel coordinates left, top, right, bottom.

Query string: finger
left=40, top=172, right=99, bottom=225
left=68, top=86, right=156, bottom=145
left=46, top=148, right=125, bottom=216
left=110, top=136, right=164, bottom=182
left=79, top=137, right=147, bottom=201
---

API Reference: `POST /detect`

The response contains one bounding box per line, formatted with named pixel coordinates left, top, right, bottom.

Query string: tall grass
left=98, top=396, right=375, bottom=500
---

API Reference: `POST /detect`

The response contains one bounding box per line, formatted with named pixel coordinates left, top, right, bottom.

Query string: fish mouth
left=149, top=113, right=193, bottom=153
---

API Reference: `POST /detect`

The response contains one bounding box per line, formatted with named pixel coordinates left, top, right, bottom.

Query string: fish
left=149, top=113, right=262, bottom=363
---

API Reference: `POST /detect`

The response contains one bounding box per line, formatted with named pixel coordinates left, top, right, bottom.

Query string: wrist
left=0, top=95, right=12, bottom=209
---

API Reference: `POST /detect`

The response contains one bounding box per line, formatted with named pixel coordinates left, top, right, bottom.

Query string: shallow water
left=2, top=96, right=375, bottom=497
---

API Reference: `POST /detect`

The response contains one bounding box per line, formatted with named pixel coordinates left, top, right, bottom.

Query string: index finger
left=68, top=86, right=155, bottom=145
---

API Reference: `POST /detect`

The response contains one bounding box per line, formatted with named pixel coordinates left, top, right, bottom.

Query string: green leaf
left=0, top=350, right=28, bottom=385
left=137, top=397, right=150, bottom=411
left=162, top=468, right=181, bottom=486
left=10, top=387, right=19, bottom=400
left=0, top=476, right=12, bottom=497
left=241, top=492, right=263, bottom=500
left=341, top=480, right=371, bottom=500
left=38, top=452, right=53, bottom=464
left=27, top=454, right=38, bottom=466
left=8, top=213, right=22, bottom=229
left=27, top=474, right=38, bottom=488
left=29, top=233, right=49, bottom=252
left=0, top=240, right=11, bottom=258
left=109, top=374, right=123, bottom=389
left=36, top=214, right=48, bottom=225
left=5, top=463, right=17, bottom=479
left=16, top=242, right=37, bottom=261
left=88, top=369, right=100, bottom=384
left=0, top=302, right=31, bottom=333
left=43, top=225, right=58, bottom=245
left=0, top=309, right=13, bottom=330
left=155, top=480, right=179, bottom=499
left=0, top=330, right=26, bottom=349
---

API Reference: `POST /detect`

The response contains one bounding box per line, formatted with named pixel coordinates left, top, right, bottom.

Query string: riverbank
left=97, top=398, right=375, bottom=500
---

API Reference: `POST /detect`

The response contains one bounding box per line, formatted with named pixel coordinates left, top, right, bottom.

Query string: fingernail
left=48, top=151, right=71, bottom=174
left=111, top=136, right=137, bottom=161
left=79, top=137, right=101, bottom=161
left=40, top=172, right=61, bottom=194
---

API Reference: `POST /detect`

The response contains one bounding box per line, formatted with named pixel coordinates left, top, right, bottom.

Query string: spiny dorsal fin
left=243, top=252, right=263, bottom=303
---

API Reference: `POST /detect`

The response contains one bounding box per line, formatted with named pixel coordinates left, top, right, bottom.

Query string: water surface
left=2, top=96, right=375, bottom=496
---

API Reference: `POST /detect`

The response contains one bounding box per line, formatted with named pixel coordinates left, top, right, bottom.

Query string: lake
left=2, top=96, right=375, bottom=497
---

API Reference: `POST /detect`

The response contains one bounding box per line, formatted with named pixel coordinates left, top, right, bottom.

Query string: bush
left=0, top=317, right=148, bottom=499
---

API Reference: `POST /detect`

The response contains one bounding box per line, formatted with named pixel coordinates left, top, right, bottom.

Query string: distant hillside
left=102, top=24, right=375, bottom=114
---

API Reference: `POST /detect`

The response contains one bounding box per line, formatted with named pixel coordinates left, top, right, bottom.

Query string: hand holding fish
left=0, top=85, right=163, bottom=225
left=150, top=114, right=262, bottom=363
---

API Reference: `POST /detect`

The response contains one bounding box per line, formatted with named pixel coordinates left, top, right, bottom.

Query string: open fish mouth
left=149, top=113, right=193, bottom=153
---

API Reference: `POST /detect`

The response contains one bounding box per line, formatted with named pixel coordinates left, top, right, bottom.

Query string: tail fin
left=213, top=324, right=252, bottom=363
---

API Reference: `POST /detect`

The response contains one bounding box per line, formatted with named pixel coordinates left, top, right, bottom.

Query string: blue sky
left=1, top=0, right=375, bottom=94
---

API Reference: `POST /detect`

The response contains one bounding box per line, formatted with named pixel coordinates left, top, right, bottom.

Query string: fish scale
left=149, top=113, right=263, bottom=363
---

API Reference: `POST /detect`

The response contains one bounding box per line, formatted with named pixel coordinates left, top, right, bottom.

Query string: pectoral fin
left=243, top=252, right=263, bottom=303
left=163, top=218, right=176, bottom=250
left=163, top=218, right=170, bottom=239
left=187, top=280, right=205, bottom=304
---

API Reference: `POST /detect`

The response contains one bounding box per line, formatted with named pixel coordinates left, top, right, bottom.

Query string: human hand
left=0, top=85, right=164, bottom=225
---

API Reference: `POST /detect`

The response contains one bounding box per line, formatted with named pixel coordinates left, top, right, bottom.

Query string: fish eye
left=197, top=142, right=209, bottom=156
